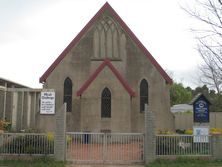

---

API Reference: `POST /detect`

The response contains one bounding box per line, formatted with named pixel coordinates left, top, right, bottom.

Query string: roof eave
left=39, top=2, right=172, bottom=84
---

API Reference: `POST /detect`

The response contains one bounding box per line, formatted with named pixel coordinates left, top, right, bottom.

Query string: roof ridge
left=39, top=2, right=172, bottom=84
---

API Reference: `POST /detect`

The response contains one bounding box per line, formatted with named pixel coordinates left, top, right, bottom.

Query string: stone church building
left=39, top=2, right=174, bottom=133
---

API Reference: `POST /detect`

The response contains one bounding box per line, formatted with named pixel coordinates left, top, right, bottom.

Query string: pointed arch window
left=64, top=77, right=72, bottom=112
left=93, top=16, right=124, bottom=59
left=101, top=88, right=111, bottom=118
left=140, top=79, right=148, bottom=112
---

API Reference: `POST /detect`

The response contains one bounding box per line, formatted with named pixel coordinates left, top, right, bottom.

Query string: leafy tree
left=192, top=85, right=222, bottom=112
left=171, top=83, right=222, bottom=111
left=192, top=85, right=209, bottom=97
left=170, top=83, right=192, bottom=106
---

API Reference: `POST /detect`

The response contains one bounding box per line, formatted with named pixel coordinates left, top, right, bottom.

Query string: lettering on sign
left=193, top=126, right=209, bottom=143
left=40, top=91, right=55, bottom=114
left=193, top=96, right=209, bottom=123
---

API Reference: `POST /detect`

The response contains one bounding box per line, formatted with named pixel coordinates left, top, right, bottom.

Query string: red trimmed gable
left=76, top=59, right=136, bottom=97
left=39, top=2, right=172, bottom=84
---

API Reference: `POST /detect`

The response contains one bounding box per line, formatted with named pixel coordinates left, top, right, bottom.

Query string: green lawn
left=147, top=158, right=222, bottom=167
left=0, top=158, right=65, bottom=167
left=1, top=157, right=222, bottom=167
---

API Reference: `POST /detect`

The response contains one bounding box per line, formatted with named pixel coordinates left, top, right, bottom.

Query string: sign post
left=40, top=90, right=55, bottom=114
left=190, top=93, right=211, bottom=143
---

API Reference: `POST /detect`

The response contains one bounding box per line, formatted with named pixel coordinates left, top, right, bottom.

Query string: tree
left=182, top=0, right=222, bottom=93
left=170, top=83, right=192, bottom=106
left=192, top=84, right=222, bottom=112
left=192, top=85, right=209, bottom=97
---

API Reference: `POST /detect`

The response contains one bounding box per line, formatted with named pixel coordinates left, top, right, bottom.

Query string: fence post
left=212, top=135, right=222, bottom=159
left=54, top=103, right=67, bottom=161
left=144, top=104, right=156, bottom=165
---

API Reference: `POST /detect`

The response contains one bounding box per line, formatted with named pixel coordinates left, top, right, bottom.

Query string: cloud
left=0, top=0, right=202, bottom=88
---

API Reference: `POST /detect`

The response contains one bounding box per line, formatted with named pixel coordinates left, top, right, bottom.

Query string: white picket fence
left=0, top=132, right=214, bottom=160
left=0, top=133, right=54, bottom=155
left=156, top=135, right=212, bottom=157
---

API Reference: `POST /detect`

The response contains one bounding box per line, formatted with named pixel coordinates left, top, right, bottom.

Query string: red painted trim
left=39, top=2, right=172, bottom=84
left=39, top=3, right=110, bottom=83
left=76, top=59, right=136, bottom=97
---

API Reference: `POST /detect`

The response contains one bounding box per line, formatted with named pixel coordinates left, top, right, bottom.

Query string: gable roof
left=189, top=93, right=212, bottom=105
left=39, top=2, right=172, bottom=84
left=76, top=59, right=136, bottom=97
left=0, top=77, right=30, bottom=88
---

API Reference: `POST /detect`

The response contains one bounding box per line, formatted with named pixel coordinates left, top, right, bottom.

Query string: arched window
left=140, top=79, right=148, bottom=112
left=64, top=77, right=72, bottom=112
left=93, top=16, right=123, bottom=59
left=101, top=88, right=111, bottom=118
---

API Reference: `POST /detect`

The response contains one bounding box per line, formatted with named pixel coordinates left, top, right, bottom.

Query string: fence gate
left=66, top=132, right=144, bottom=164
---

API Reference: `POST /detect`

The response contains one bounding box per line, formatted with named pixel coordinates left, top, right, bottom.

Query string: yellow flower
left=46, top=132, right=54, bottom=141
left=185, top=129, right=193, bottom=135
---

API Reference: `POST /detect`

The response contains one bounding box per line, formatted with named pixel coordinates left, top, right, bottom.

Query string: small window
left=140, top=79, right=148, bottom=112
left=64, top=77, right=72, bottom=112
left=101, top=87, right=111, bottom=118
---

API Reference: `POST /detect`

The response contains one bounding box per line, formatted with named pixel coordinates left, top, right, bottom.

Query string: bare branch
left=182, top=0, right=222, bottom=93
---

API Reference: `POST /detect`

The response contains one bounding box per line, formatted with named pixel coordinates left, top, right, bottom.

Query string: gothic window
left=140, top=79, right=148, bottom=112
left=101, top=87, right=111, bottom=118
left=93, top=16, right=125, bottom=59
left=64, top=77, right=72, bottom=112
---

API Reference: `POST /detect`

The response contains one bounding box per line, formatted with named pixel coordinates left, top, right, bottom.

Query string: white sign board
left=40, top=91, right=55, bottom=114
left=193, top=126, right=209, bottom=143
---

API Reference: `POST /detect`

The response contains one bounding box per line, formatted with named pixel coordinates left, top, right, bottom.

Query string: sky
left=0, top=0, right=203, bottom=88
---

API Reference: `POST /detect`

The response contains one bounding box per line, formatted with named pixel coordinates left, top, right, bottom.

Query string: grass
left=1, top=157, right=222, bottom=167
left=147, top=158, right=222, bottom=167
left=0, top=157, right=66, bottom=167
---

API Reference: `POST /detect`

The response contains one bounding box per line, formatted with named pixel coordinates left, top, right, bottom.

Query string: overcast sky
left=0, top=0, right=203, bottom=88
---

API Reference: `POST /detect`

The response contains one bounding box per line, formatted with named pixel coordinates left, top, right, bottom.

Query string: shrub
left=184, top=129, right=193, bottom=135
left=210, top=128, right=222, bottom=135
left=157, top=129, right=175, bottom=135
left=0, top=119, right=11, bottom=131
left=0, top=134, right=54, bottom=155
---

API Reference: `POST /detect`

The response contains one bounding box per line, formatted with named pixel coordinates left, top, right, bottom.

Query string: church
left=39, top=2, right=174, bottom=133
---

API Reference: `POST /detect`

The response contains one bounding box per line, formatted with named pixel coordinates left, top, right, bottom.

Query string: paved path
left=66, top=165, right=144, bottom=167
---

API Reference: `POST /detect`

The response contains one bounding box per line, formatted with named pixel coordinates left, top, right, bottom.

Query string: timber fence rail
left=0, top=133, right=54, bottom=155
left=156, top=135, right=212, bottom=157
left=66, top=132, right=144, bottom=163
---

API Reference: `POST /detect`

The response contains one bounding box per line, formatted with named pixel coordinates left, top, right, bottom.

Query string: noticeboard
left=40, top=91, right=55, bottom=114
left=193, top=126, right=209, bottom=143
left=193, top=96, right=209, bottom=123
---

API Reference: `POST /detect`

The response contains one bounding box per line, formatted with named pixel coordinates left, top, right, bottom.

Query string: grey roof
left=0, top=77, right=29, bottom=88
left=171, top=104, right=193, bottom=113
left=189, top=93, right=211, bottom=105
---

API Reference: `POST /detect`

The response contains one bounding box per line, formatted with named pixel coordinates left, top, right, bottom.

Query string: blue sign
left=193, top=96, right=209, bottom=123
